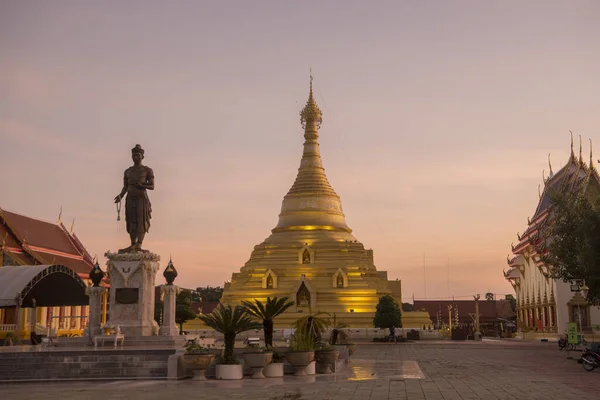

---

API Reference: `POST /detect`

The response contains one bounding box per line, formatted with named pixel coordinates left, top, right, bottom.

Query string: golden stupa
left=219, top=77, right=402, bottom=327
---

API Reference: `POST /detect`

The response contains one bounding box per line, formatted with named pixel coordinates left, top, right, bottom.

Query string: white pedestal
left=105, top=251, right=160, bottom=336
left=85, top=286, right=108, bottom=336
left=159, top=285, right=180, bottom=336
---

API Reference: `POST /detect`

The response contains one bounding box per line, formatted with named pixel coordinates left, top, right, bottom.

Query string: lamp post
left=580, top=283, right=590, bottom=338
left=473, top=294, right=481, bottom=340
left=448, top=305, right=453, bottom=333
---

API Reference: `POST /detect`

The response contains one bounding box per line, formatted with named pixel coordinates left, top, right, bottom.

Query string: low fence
left=185, top=327, right=446, bottom=341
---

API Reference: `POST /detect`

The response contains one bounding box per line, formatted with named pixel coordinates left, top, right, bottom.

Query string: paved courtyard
left=2, top=339, right=599, bottom=400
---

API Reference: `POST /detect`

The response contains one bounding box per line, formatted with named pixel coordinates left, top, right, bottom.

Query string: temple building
left=504, top=136, right=600, bottom=337
left=0, top=208, right=107, bottom=338
left=219, top=78, right=403, bottom=328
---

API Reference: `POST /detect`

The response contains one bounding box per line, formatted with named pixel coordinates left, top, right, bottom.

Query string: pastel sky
left=1, top=1, right=599, bottom=302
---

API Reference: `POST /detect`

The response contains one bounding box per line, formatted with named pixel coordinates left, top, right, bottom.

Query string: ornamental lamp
left=580, top=284, right=590, bottom=299
left=163, top=256, right=178, bottom=285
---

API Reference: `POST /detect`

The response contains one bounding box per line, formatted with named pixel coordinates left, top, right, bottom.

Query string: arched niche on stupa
left=332, top=268, right=348, bottom=288
left=291, top=275, right=316, bottom=310
left=298, top=243, right=314, bottom=265
left=262, top=269, right=278, bottom=289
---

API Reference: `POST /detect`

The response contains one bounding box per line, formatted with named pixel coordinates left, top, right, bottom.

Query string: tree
left=195, top=286, right=224, bottom=302
left=402, top=303, right=414, bottom=312
left=373, top=295, right=402, bottom=335
left=175, top=290, right=197, bottom=334
left=199, top=305, right=261, bottom=362
left=241, top=297, right=295, bottom=348
left=485, top=292, right=495, bottom=301
left=537, top=189, right=600, bottom=302
left=505, top=294, right=517, bottom=313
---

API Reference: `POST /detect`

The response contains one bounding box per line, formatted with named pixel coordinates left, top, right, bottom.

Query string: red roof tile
left=1, top=209, right=78, bottom=255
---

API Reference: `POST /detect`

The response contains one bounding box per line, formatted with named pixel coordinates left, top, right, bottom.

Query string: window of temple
left=263, top=270, right=277, bottom=289
left=302, top=249, right=311, bottom=264
left=297, top=282, right=310, bottom=307
left=332, top=268, right=347, bottom=288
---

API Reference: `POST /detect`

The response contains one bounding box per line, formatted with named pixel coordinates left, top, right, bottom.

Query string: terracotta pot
left=315, top=349, right=339, bottom=374
left=183, top=354, right=215, bottom=380
left=285, top=351, right=315, bottom=376
left=216, top=363, right=243, bottom=380
left=242, top=351, right=273, bottom=379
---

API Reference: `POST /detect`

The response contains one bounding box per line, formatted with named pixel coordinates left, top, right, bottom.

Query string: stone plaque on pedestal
left=105, top=251, right=160, bottom=336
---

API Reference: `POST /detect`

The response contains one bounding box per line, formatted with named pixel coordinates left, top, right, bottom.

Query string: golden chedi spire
left=271, top=74, right=352, bottom=235
left=299, top=73, right=323, bottom=131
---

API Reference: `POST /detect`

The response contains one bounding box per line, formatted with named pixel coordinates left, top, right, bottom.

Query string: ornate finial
left=89, top=259, right=105, bottom=287
left=538, top=184, right=541, bottom=198
left=570, top=131, right=575, bottom=159
left=548, top=153, right=553, bottom=177
left=70, top=218, right=75, bottom=234
left=300, top=72, right=323, bottom=130
left=163, top=256, right=178, bottom=285
left=590, top=138, right=594, bottom=169
left=579, top=134, right=583, bottom=163
left=542, top=169, right=546, bottom=182
left=57, top=206, right=63, bottom=224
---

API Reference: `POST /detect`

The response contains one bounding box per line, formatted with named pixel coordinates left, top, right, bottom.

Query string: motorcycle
left=558, top=336, right=574, bottom=351
left=580, top=347, right=600, bottom=371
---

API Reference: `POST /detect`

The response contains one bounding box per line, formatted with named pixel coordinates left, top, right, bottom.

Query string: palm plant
left=242, top=297, right=295, bottom=348
left=293, top=310, right=331, bottom=345
left=198, top=304, right=261, bottom=363
left=328, top=313, right=350, bottom=345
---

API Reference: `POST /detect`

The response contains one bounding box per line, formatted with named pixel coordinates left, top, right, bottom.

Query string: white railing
left=0, top=324, right=18, bottom=333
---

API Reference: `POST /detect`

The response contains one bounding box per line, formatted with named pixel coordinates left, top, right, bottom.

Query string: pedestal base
left=105, top=251, right=161, bottom=337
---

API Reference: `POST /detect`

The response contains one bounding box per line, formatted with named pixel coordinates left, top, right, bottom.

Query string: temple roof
left=511, top=135, right=600, bottom=255
left=0, top=208, right=95, bottom=275
left=270, top=76, right=353, bottom=236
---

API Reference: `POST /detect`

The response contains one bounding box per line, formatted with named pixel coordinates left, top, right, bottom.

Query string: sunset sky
left=1, top=1, right=599, bottom=302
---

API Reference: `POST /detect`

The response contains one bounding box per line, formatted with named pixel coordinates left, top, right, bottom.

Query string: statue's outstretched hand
left=114, top=195, right=121, bottom=203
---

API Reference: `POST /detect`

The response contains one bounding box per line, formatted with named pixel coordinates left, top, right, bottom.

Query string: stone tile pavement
left=3, top=339, right=599, bottom=400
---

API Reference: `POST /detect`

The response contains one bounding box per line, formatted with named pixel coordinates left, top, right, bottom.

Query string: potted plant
left=242, top=345, right=273, bottom=379
left=285, top=331, right=315, bottom=376
left=241, top=297, right=295, bottom=378
left=183, top=341, right=215, bottom=380
left=328, top=313, right=356, bottom=356
left=242, top=297, right=295, bottom=348
left=199, top=304, right=261, bottom=380
left=264, top=351, right=286, bottom=378
left=314, top=342, right=339, bottom=374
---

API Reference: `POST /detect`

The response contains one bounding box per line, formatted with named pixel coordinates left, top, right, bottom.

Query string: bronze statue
left=114, top=144, right=154, bottom=253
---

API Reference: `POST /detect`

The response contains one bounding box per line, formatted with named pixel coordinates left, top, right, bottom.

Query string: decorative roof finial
left=299, top=71, right=323, bottom=131
left=538, top=184, right=541, bottom=199
left=70, top=218, right=75, bottom=234
left=542, top=169, right=546, bottom=183
left=590, top=138, right=594, bottom=169
left=570, top=131, right=575, bottom=160
left=548, top=153, right=553, bottom=177
left=57, top=206, right=63, bottom=224
left=579, top=134, right=583, bottom=163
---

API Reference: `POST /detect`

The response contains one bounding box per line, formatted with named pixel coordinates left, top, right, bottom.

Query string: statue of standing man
left=114, top=144, right=154, bottom=253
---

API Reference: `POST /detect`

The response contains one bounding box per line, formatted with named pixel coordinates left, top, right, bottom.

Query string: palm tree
left=293, top=310, right=331, bottom=345
left=242, top=297, right=295, bottom=348
left=199, top=304, right=261, bottom=362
